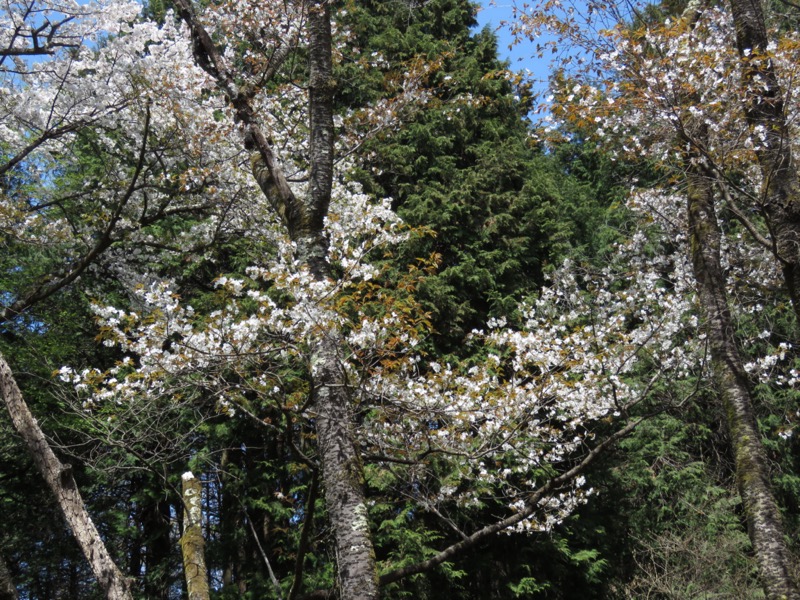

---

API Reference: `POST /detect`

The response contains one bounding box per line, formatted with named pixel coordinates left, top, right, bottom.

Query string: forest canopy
left=0, top=0, right=798, bottom=599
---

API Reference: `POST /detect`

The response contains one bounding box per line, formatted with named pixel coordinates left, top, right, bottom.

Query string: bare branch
left=242, top=505, right=284, bottom=600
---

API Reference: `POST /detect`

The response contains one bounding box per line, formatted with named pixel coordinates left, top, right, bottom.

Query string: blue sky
left=474, top=1, right=552, bottom=96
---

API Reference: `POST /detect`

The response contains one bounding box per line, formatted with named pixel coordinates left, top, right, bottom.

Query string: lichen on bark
left=687, top=163, right=799, bottom=600
left=180, top=472, right=210, bottom=600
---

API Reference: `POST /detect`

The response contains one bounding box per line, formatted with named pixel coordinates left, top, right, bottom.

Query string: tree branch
left=714, top=178, right=775, bottom=253
left=1, top=104, right=151, bottom=324
left=0, top=121, right=83, bottom=178
left=172, top=0, right=303, bottom=238
left=377, top=415, right=646, bottom=586
left=242, top=505, right=284, bottom=600
left=297, top=413, right=650, bottom=600
left=775, top=0, right=800, bottom=11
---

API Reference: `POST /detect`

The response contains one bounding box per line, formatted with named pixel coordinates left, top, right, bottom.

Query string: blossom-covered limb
left=378, top=413, right=648, bottom=587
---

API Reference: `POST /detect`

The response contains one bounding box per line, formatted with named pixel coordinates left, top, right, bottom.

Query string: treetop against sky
left=476, top=0, right=551, bottom=114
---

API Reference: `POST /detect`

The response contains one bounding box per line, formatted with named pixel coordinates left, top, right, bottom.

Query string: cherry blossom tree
left=0, top=1, right=245, bottom=597
left=2, top=0, right=711, bottom=597
left=727, top=0, right=800, bottom=323
left=508, top=0, right=800, bottom=596
left=68, top=177, right=704, bottom=595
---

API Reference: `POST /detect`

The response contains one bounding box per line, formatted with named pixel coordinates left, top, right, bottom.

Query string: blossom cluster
left=530, top=0, right=800, bottom=446
left=354, top=223, right=702, bottom=530
left=22, top=0, right=715, bottom=533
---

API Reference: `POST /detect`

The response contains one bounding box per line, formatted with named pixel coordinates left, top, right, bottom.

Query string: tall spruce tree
left=342, top=0, right=599, bottom=353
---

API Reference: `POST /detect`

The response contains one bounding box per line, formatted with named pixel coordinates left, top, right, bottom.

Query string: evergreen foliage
left=342, top=0, right=603, bottom=353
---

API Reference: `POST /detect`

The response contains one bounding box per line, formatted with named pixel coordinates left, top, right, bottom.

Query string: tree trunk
left=299, top=3, right=380, bottom=598
left=0, top=552, right=17, bottom=600
left=728, top=0, right=800, bottom=325
left=252, top=3, right=380, bottom=597
left=0, top=353, right=132, bottom=600
left=311, top=336, right=378, bottom=600
left=174, top=1, right=380, bottom=596
left=179, top=472, right=210, bottom=600
left=686, top=166, right=799, bottom=600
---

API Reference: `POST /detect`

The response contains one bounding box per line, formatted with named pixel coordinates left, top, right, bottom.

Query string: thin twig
left=242, top=504, right=284, bottom=600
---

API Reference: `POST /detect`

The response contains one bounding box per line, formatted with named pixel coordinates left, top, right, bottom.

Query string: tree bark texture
left=727, top=0, right=800, bottom=325
left=300, top=3, right=380, bottom=599
left=0, top=552, right=17, bottom=600
left=311, top=336, right=379, bottom=600
left=180, top=472, right=210, bottom=600
left=175, top=2, right=381, bottom=596
left=687, top=167, right=799, bottom=600
left=0, top=353, right=133, bottom=600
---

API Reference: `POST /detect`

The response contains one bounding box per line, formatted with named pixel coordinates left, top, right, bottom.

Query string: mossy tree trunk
left=687, top=164, right=799, bottom=600
left=0, top=353, right=132, bottom=600
left=179, top=472, right=210, bottom=600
